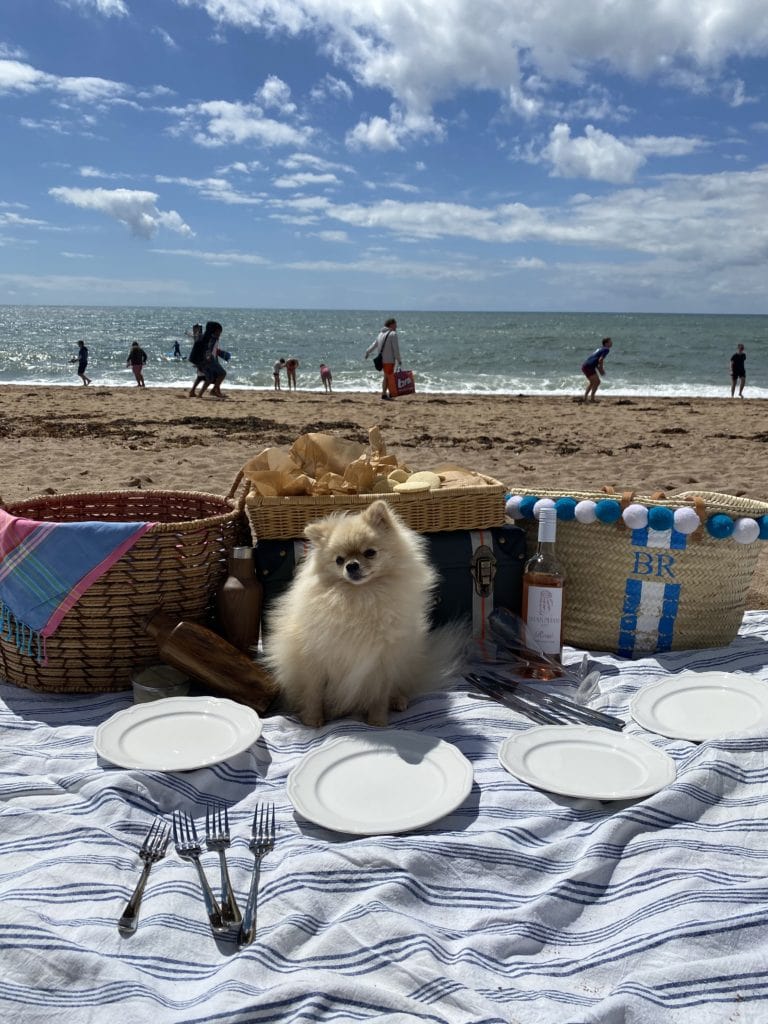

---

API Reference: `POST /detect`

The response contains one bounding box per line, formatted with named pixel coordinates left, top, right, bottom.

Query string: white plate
left=630, top=671, right=768, bottom=741
left=287, top=730, right=473, bottom=835
left=94, top=696, right=262, bottom=771
left=498, top=725, right=676, bottom=800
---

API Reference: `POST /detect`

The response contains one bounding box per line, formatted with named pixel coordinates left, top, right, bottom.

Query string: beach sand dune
left=2, top=385, right=767, bottom=607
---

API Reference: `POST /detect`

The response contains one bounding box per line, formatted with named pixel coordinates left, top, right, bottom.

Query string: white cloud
left=152, top=26, right=179, bottom=49
left=310, top=74, right=353, bottom=103
left=171, top=97, right=312, bottom=148
left=273, top=171, right=340, bottom=189
left=190, top=0, right=768, bottom=141
left=63, top=0, right=129, bottom=16
left=270, top=164, right=768, bottom=280
left=539, top=123, right=706, bottom=183
left=155, top=174, right=265, bottom=204
left=153, top=248, right=269, bottom=266
left=311, top=230, right=350, bottom=242
left=0, top=57, right=128, bottom=105
left=257, top=75, right=296, bottom=114
left=542, top=123, right=645, bottom=183
left=49, top=186, right=194, bottom=238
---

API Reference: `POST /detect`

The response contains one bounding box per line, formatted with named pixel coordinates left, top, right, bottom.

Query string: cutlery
left=206, top=803, right=242, bottom=926
left=238, top=803, right=276, bottom=948
left=479, top=668, right=625, bottom=731
left=172, top=810, right=226, bottom=933
left=467, top=672, right=625, bottom=731
left=118, top=816, right=170, bottom=936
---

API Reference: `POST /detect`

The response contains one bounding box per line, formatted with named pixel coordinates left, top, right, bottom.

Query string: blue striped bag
left=506, top=487, right=768, bottom=656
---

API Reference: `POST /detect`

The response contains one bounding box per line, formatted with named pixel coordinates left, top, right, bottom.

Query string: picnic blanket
left=1, top=613, right=768, bottom=1023
left=0, top=508, right=154, bottom=660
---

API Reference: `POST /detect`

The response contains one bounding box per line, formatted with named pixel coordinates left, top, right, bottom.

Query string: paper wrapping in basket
left=508, top=487, right=768, bottom=656
left=231, top=430, right=506, bottom=539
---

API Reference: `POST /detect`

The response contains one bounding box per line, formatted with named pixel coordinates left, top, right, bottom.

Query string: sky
left=1, top=0, right=768, bottom=313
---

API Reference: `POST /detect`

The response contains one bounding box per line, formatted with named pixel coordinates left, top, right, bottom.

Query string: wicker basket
left=509, top=487, right=768, bottom=656
left=0, top=490, right=244, bottom=693
left=229, top=470, right=506, bottom=541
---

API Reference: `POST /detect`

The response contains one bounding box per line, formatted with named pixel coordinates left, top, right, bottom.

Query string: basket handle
left=227, top=470, right=249, bottom=510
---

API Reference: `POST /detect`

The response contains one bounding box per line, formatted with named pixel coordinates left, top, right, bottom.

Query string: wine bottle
left=521, top=507, right=565, bottom=678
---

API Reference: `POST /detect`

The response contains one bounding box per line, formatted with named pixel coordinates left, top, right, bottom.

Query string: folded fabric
left=0, top=508, right=155, bottom=662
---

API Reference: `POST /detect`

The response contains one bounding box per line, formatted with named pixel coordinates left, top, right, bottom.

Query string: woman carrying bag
left=364, top=317, right=401, bottom=400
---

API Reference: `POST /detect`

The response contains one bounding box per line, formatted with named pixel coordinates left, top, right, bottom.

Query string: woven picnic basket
left=0, top=490, right=244, bottom=693
left=508, top=487, right=768, bottom=656
left=228, top=469, right=506, bottom=541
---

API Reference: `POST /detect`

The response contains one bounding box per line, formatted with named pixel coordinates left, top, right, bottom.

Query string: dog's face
left=305, top=500, right=399, bottom=587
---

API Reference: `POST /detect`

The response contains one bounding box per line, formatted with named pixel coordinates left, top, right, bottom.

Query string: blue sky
left=1, top=0, right=767, bottom=312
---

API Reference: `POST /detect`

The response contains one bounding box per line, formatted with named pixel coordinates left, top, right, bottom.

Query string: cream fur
left=264, top=500, right=463, bottom=727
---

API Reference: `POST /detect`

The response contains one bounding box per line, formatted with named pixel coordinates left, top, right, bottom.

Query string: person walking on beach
left=70, top=340, right=92, bottom=386
left=286, top=356, right=300, bottom=390
left=126, top=341, right=148, bottom=387
left=730, top=343, right=747, bottom=398
left=319, top=363, right=333, bottom=393
left=580, top=337, right=612, bottom=402
left=365, top=317, right=401, bottom=400
left=273, top=357, right=286, bottom=390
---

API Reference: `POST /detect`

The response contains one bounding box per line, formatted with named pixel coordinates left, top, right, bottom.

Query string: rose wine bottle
left=521, top=507, right=565, bottom=678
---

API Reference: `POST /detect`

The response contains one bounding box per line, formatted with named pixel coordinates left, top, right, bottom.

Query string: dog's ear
left=363, top=499, right=392, bottom=530
left=305, top=519, right=331, bottom=545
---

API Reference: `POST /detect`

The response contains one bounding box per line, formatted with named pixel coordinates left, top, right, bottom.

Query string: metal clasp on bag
left=471, top=545, right=496, bottom=597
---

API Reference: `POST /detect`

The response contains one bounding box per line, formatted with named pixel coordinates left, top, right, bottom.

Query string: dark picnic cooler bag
left=254, top=524, right=526, bottom=645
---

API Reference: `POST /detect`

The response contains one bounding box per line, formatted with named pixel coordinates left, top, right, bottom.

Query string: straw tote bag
left=506, top=487, right=768, bottom=656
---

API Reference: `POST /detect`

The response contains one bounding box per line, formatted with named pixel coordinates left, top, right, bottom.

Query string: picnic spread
left=2, top=432, right=768, bottom=1022
left=2, top=617, right=768, bottom=1022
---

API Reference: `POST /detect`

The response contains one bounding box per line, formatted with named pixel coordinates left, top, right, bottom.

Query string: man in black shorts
left=730, top=343, right=746, bottom=398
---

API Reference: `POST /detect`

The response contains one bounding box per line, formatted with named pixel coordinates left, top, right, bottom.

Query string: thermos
left=217, top=545, right=263, bottom=653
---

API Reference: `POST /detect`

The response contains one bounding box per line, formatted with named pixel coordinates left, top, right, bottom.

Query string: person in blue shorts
left=580, top=337, right=612, bottom=402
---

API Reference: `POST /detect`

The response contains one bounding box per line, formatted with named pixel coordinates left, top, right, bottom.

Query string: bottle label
left=525, top=585, right=563, bottom=654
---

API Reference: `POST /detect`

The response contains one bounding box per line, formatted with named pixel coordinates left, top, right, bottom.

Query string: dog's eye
left=363, top=548, right=376, bottom=559
left=335, top=555, right=344, bottom=566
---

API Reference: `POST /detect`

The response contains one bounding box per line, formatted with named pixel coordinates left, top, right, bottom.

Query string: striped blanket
left=2, top=613, right=768, bottom=1023
left=0, top=508, right=154, bottom=661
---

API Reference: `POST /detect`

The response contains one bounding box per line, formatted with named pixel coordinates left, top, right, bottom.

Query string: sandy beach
left=2, top=384, right=767, bottom=606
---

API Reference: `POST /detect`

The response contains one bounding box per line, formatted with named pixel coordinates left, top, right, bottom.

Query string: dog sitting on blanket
left=264, top=500, right=465, bottom=727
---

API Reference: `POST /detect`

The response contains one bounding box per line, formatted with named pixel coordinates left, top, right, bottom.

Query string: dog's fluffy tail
left=411, top=620, right=470, bottom=696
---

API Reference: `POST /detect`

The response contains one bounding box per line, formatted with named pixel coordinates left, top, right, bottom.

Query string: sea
left=0, top=306, right=765, bottom=399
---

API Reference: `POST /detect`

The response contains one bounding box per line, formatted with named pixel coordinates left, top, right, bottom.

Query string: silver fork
left=172, top=810, right=226, bottom=933
left=118, top=817, right=170, bottom=936
left=206, top=803, right=241, bottom=926
left=238, top=803, right=276, bottom=947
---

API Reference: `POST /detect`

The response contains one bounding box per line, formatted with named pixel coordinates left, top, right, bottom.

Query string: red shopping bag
left=389, top=369, right=415, bottom=396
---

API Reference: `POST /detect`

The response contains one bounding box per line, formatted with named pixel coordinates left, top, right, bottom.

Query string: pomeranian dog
left=264, top=499, right=465, bottom=727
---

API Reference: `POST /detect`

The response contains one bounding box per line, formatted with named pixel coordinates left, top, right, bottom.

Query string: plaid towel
left=0, top=508, right=155, bottom=661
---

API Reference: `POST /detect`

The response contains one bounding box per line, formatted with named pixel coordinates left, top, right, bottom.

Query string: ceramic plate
left=498, top=725, right=676, bottom=800
left=287, top=730, right=473, bottom=835
left=94, top=696, right=262, bottom=771
left=630, top=671, right=768, bottom=741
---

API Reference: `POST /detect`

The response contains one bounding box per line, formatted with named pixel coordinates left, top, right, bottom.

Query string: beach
left=2, top=384, right=767, bottom=606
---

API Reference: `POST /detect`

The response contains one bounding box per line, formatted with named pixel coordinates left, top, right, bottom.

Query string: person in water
left=70, top=340, right=92, bottom=386
left=580, top=337, right=612, bottom=402
left=126, top=341, right=148, bottom=387
left=319, top=363, right=333, bottom=393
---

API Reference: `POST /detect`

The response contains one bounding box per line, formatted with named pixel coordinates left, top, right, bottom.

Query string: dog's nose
left=345, top=561, right=360, bottom=577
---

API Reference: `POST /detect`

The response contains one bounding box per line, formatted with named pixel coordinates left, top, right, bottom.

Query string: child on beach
left=319, top=363, right=333, bottom=392
left=70, top=340, right=92, bottom=386
left=580, top=337, right=612, bottom=402
left=286, top=356, right=300, bottom=390
left=273, top=358, right=286, bottom=390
